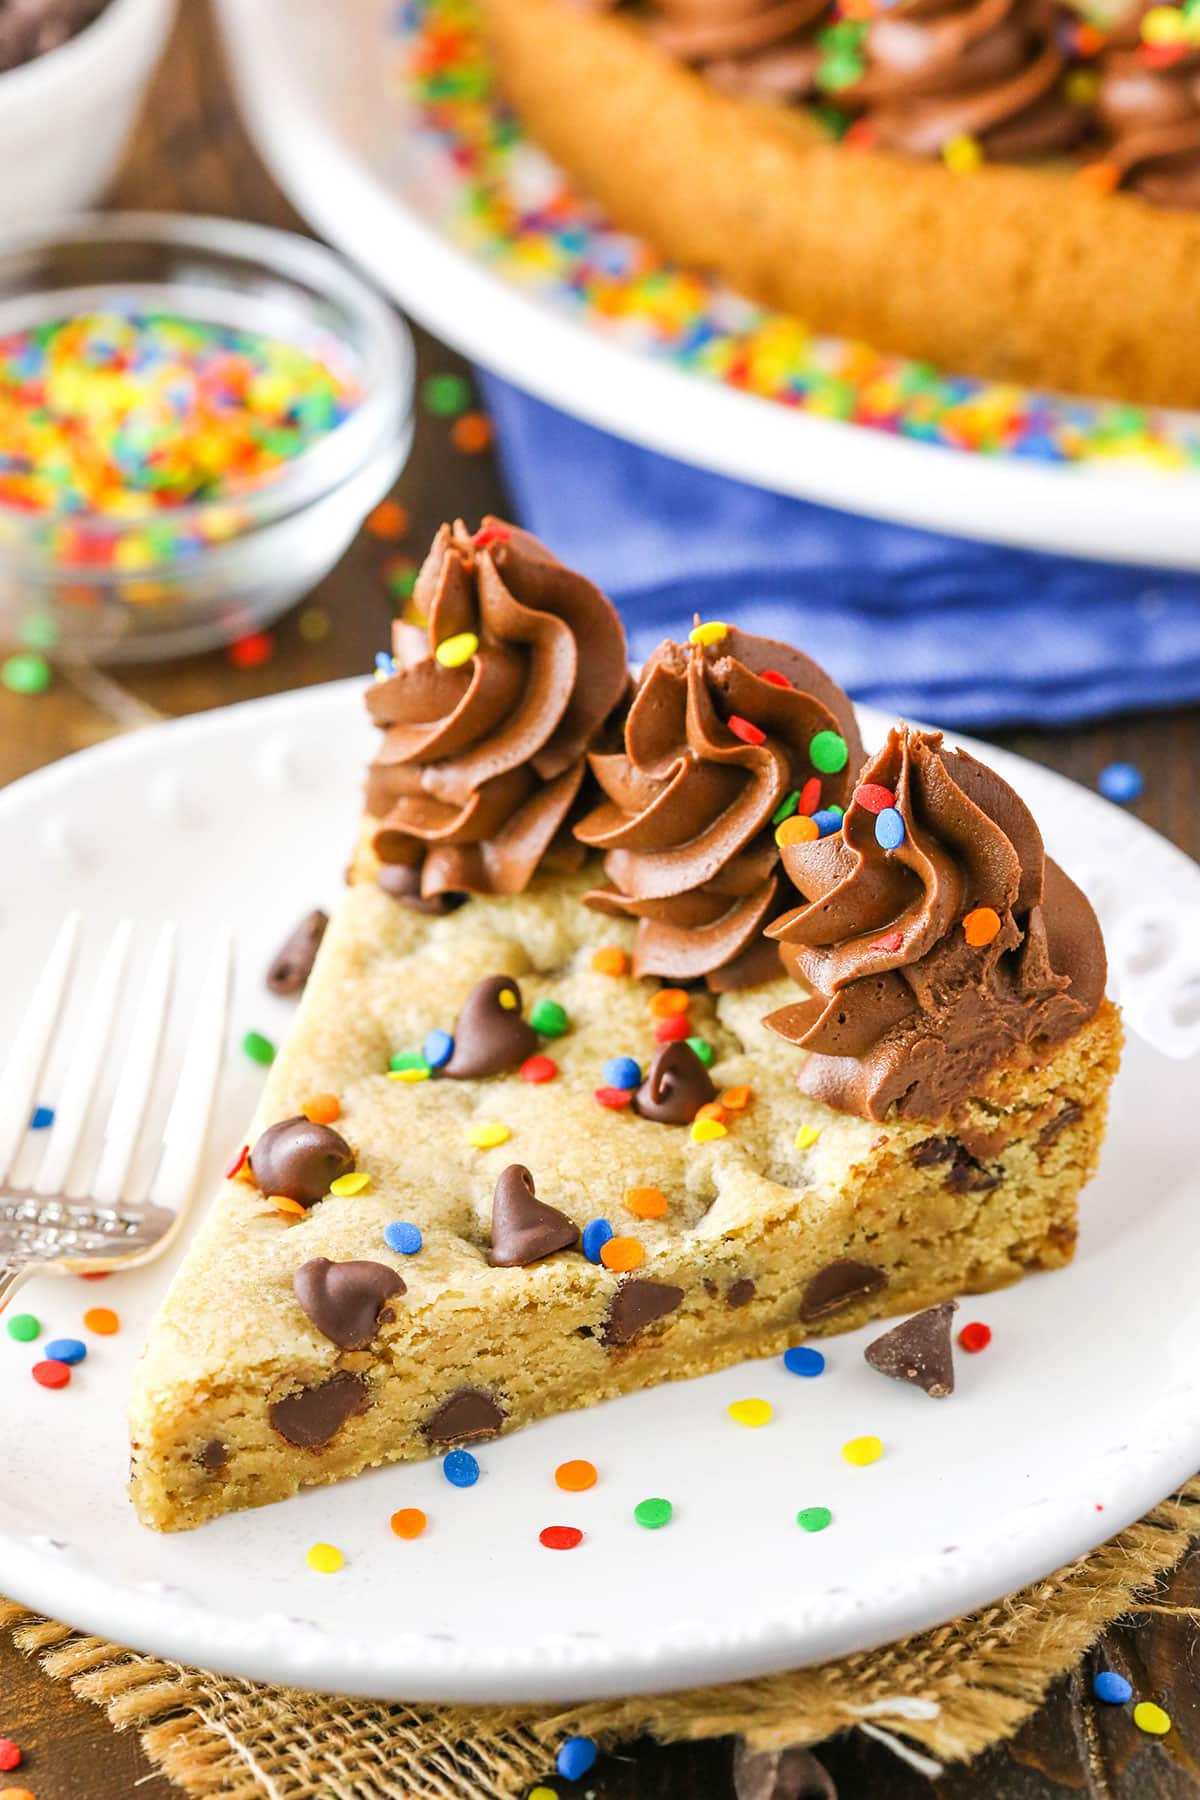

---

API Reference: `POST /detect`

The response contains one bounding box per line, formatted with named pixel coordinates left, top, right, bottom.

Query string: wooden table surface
left=3, top=5, right=1199, bottom=1797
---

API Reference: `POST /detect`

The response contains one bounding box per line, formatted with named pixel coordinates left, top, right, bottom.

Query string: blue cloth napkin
left=480, top=373, right=1200, bottom=729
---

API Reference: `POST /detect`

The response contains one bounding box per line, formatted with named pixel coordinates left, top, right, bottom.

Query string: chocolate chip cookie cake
left=478, top=0, right=1200, bottom=406
left=129, top=518, right=1121, bottom=1531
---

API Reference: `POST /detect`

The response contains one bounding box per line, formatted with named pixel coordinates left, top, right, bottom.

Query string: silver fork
left=0, top=913, right=233, bottom=1313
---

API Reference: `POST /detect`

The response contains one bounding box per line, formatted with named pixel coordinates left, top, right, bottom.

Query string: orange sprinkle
left=234, top=1162, right=258, bottom=1186
left=451, top=411, right=494, bottom=454
left=83, top=1307, right=119, bottom=1335
left=390, top=1507, right=427, bottom=1539
left=270, top=1196, right=307, bottom=1218
left=649, top=988, right=690, bottom=1018
left=303, top=1092, right=341, bottom=1124
left=366, top=498, right=409, bottom=539
left=695, top=1102, right=728, bottom=1125
left=555, top=1459, right=598, bottom=1492
left=592, top=946, right=629, bottom=976
left=720, top=1085, right=752, bottom=1111
left=776, top=815, right=820, bottom=847
left=600, top=1236, right=645, bottom=1272
left=963, top=906, right=1002, bottom=947
left=1076, top=160, right=1120, bottom=195
left=625, top=1186, right=668, bottom=1219
left=1075, top=20, right=1106, bottom=53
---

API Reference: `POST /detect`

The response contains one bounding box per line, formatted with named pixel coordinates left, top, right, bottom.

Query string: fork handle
left=0, top=1265, right=29, bottom=1315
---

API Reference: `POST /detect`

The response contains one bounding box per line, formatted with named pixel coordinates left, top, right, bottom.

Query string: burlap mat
left=5, top=1477, right=1200, bottom=1798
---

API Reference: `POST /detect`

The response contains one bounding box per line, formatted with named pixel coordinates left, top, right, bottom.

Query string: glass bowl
left=0, top=212, right=414, bottom=662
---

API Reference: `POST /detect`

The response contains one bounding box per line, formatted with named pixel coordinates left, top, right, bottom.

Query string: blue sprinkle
left=581, top=1218, right=614, bottom=1264
left=602, top=1055, right=641, bottom=1091
left=783, top=1345, right=826, bottom=1378
left=875, top=807, right=906, bottom=850
left=30, top=1105, right=54, bottom=1130
left=374, top=650, right=395, bottom=676
left=44, top=1337, right=86, bottom=1365
left=423, top=1028, right=454, bottom=1070
left=384, top=1221, right=423, bottom=1256
left=812, top=809, right=843, bottom=838
left=556, top=1736, right=598, bottom=1781
left=443, top=1449, right=480, bottom=1488
left=1098, top=762, right=1143, bottom=805
left=1093, top=1670, right=1133, bottom=1704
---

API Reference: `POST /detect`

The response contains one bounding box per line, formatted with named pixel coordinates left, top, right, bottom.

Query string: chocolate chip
left=196, top=1438, right=227, bottom=1472
left=377, top=861, right=464, bottom=915
left=865, top=1301, right=958, bottom=1398
left=444, top=975, right=539, bottom=1078
left=294, top=1258, right=407, bottom=1349
left=911, top=1135, right=955, bottom=1168
left=603, top=1278, right=685, bottom=1346
left=269, top=1371, right=371, bottom=1448
left=800, top=1260, right=887, bottom=1323
left=632, top=1042, right=716, bottom=1125
left=424, top=1388, right=506, bottom=1444
left=249, top=1117, right=355, bottom=1206
left=265, top=909, right=328, bottom=994
left=1039, top=1100, right=1083, bottom=1146
left=727, top=1278, right=756, bottom=1309
left=489, top=1164, right=579, bottom=1267
left=733, top=1741, right=837, bottom=1800
left=945, top=1143, right=1000, bottom=1194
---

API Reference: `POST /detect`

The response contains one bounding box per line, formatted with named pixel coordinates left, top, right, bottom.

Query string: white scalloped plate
left=1, top=680, right=1199, bottom=1705
left=210, top=0, right=1200, bottom=568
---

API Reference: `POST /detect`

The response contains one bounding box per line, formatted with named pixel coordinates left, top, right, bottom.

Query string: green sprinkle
left=809, top=730, right=849, bottom=775
left=384, top=557, right=418, bottom=601
left=2, top=652, right=52, bottom=695
left=422, top=372, right=473, bottom=417
left=242, top=1030, right=276, bottom=1066
left=6, top=1313, right=39, bottom=1342
left=772, top=790, right=800, bottom=827
left=797, top=1506, right=833, bottom=1533
left=634, top=1496, right=673, bottom=1530
left=530, top=998, right=569, bottom=1038
left=828, top=803, right=844, bottom=818
left=685, top=1036, right=715, bottom=1067
left=389, top=1051, right=429, bottom=1073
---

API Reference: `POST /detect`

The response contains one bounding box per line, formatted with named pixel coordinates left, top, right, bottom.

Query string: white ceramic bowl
left=0, top=0, right=176, bottom=228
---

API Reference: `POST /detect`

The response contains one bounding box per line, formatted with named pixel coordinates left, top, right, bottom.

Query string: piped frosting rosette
left=763, top=726, right=1106, bottom=1120
left=366, top=519, right=628, bottom=902
left=649, top=0, right=831, bottom=99
left=574, top=624, right=863, bottom=990
left=1097, top=2, right=1200, bottom=208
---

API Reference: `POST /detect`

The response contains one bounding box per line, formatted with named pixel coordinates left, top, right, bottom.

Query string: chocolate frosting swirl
left=763, top=726, right=1106, bottom=1121
left=575, top=625, right=862, bottom=989
left=1098, top=6, right=1200, bottom=209
left=366, top=518, right=628, bottom=902
left=648, top=0, right=830, bottom=98
left=828, top=0, right=1089, bottom=160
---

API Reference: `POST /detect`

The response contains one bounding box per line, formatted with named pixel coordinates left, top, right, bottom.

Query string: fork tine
left=0, top=911, right=81, bottom=1184
left=144, top=930, right=233, bottom=1212
left=90, top=923, right=177, bottom=1208
left=32, top=919, right=134, bottom=1198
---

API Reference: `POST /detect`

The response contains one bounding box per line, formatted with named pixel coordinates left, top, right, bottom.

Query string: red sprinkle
left=32, top=1359, right=71, bottom=1389
left=520, top=1054, right=558, bottom=1084
left=869, top=932, right=904, bottom=952
left=225, top=1143, right=250, bottom=1179
left=727, top=714, right=766, bottom=746
left=473, top=525, right=511, bottom=549
left=594, top=1086, right=634, bottom=1109
left=958, top=1321, right=992, bottom=1353
left=654, top=1014, right=691, bottom=1044
left=760, top=669, right=792, bottom=689
left=1140, top=40, right=1188, bottom=64
left=798, top=776, right=822, bottom=816
left=854, top=783, right=896, bottom=814
left=539, top=1525, right=584, bottom=1551
left=227, top=631, right=274, bottom=669
left=79, top=1270, right=110, bottom=1280
left=0, top=1739, right=21, bottom=1772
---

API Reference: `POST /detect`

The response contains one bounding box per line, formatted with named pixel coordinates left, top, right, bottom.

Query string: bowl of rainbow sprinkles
left=0, top=213, right=413, bottom=662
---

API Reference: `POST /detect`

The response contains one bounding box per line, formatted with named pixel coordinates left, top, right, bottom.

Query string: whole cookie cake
left=477, top=0, right=1200, bottom=406
left=129, top=518, right=1121, bottom=1531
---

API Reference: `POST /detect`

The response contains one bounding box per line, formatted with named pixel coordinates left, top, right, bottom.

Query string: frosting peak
left=575, top=624, right=863, bottom=989
left=649, top=0, right=830, bottom=98
left=1098, top=6, right=1200, bottom=209
left=366, top=518, right=627, bottom=902
left=763, top=726, right=1106, bottom=1120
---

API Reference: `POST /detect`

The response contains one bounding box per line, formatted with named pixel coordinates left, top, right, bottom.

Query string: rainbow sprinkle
left=392, top=0, right=1200, bottom=469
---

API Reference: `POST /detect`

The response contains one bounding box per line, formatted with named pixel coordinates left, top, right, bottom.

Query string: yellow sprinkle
left=1142, top=3, right=1186, bottom=41
left=1133, top=1701, right=1171, bottom=1735
left=776, top=816, right=819, bottom=847
left=1064, top=67, right=1099, bottom=105
left=691, top=1117, right=728, bottom=1144
left=467, top=1122, right=511, bottom=1149
left=388, top=1066, right=430, bottom=1083
left=942, top=133, right=983, bottom=173
left=842, top=1435, right=883, bottom=1466
left=728, top=1397, right=773, bottom=1428
left=498, top=988, right=518, bottom=1010
left=688, top=620, right=729, bottom=647
left=795, top=1125, right=821, bottom=1150
left=330, top=1171, right=370, bottom=1196
left=306, top=1542, right=344, bottom=1574
left=434, top=631, right=479, bottom=668
left=529, top=1789, right=559, bottom=1800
